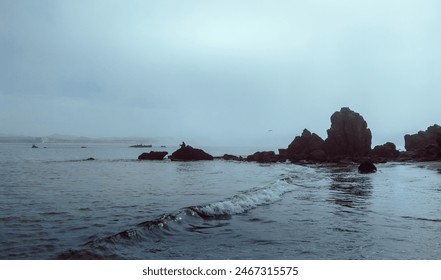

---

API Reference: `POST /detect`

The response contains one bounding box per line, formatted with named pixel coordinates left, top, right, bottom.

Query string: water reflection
left=325, top=164, right=373, bottom=210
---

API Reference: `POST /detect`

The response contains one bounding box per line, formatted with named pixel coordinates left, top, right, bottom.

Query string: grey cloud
left=1, top=0, right=440, bottom=148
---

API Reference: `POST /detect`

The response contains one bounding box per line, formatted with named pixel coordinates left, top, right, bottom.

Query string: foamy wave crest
left=192, top=179, right=292, bottom=217
left=56, top=178, right=296, bottom=259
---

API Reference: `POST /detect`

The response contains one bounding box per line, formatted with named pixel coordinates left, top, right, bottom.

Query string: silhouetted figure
left=180, top=142, right=186, bottom=148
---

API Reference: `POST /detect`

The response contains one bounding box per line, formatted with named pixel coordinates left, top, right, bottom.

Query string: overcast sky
left=1, top=0, right=440, bottom=148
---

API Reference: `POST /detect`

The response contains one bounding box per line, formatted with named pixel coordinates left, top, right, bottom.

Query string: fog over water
left=1, top=0, right=440, bottom=148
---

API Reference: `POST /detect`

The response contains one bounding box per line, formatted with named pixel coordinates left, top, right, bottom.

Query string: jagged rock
left=405, top=124, right=441, bottom=151
left=404, top=124, right=441, bottom=160
left=287, top=129, right=325, bottom=162
left=358, top=161, right=377, bottom=173
left=169, top=145, right=213, bottom=161
left=324, top=107, right=372, bottom=157
left=370, top=142, right=400, bottom=159
left=138, top=151, right=168, bottom=160
left=246, top=151, right=278, bottom=163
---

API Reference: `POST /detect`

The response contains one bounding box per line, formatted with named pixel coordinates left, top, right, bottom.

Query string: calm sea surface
left=0, top=143, right=440, bottom=259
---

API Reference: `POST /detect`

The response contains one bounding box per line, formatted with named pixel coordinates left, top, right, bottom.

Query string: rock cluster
left=135, top=108, right=439, bottom=165
left=283, top=107, right=373, bottom=163
left=246, top=107, right=439, bottom=164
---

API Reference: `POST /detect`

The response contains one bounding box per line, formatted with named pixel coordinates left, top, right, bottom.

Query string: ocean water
left=0, top=143, right=440, bottom=260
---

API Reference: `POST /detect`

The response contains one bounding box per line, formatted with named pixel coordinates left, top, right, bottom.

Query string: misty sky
left=1, top=0, right=440, bottom=148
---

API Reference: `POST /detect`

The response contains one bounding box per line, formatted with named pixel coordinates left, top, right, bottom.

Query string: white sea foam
left=196, top=179, right=292, bottom=216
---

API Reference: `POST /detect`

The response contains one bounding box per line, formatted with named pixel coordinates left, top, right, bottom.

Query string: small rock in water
left=358, top=161, right=377, bottom=173
left=138, top=151, right=168, bottom=160
left=222, top=154, right=240, bottom=161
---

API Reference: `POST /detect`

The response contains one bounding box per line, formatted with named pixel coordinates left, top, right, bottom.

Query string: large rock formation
left=138, top=151, right=168, bottom=160
left=405, top=124, right=441, bottom=151
left=324, top=107, right=372, bottom=158
left=404, top=124, right=441, bottom=160
left=169, top=145, right=213, bottom=161
left=286, top=129, right=326, bottom=162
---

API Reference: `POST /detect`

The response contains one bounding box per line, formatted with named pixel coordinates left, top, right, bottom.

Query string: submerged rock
left=324, top=107, right=372, bottom=158
left=169, top=145, right=213, bottom=161
left=358, top=161, right=377, bottom=173
left=138, top=151, right=168, bottom=160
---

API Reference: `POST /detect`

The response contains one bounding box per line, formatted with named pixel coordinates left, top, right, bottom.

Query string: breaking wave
left=56, top=177, right=296, bottom=259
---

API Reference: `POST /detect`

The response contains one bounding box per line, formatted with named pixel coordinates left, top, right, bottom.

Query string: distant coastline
left=0, top=135, right=170, bottom=144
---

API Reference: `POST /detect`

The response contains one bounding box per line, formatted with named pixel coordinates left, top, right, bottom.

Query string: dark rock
left=370, top=142, right=400, bottom=159
left=278, top=149, right=288, bottom=161
left=222, top=154, right=240, bottom=161
left=247, top=151, right=278, bottom=163
left=404, top=124, right=441, bottom=161
left=85, top=157, right=95, bottom=161
left=405, top=125, right=441, bottom=151
left=138, top=151, right=168, bottom=160
left=130, top=144, right=152, bottom=148
left=324, top=107, right=372, bottom=158
left=169, top=145, right=213, bottom=161
left=309, top=149, right=327, bottom=161
left=287, top=129, right=325, bottom=162
left=32, top=144, right=38, bottom=148
left=358, top=161, right=377, bottom=173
